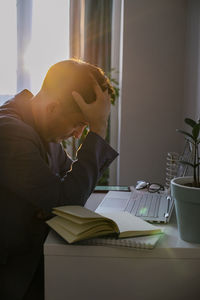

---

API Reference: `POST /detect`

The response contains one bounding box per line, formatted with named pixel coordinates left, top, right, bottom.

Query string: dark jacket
left=0, top=90, right=118, bottom=299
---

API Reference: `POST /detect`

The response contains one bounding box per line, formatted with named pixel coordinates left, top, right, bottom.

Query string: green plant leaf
left=115, top=89, right=119, bottom=97
left=192, top=123, right=200, bottom=140
left=185, top=118, right=196, bottom=128
left=111, top=79, right=119, bottom=85
left=176, top=129, right=194, bottom=140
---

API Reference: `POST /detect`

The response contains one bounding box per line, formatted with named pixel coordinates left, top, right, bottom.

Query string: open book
left=46, top=206, right=163, bottom=244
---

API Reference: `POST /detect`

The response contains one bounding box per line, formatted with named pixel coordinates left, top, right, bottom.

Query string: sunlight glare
left=24, top=0, right=69, bottom=95
left=0, top=0, right=17, bottom=94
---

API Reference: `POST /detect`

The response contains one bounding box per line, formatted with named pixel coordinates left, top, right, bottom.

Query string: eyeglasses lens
left=148, top=183, right=164, bottom=193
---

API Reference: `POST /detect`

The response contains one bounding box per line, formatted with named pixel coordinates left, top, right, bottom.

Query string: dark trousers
left=23, top=257, right=44, bottom=300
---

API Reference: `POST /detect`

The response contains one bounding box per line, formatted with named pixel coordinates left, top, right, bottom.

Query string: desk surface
left=44, top=193, right=200, bottom=259
left=44, top=193, right=200, bottom=300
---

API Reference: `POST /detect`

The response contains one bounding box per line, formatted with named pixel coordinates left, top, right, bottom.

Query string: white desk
left=44, top=194, right=200, bottom=300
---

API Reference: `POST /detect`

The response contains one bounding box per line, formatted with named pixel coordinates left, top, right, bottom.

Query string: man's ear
left=46, top=101, right=59, bottom=116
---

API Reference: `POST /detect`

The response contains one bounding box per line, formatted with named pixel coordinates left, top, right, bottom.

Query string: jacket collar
left=1, top=89, right=50, bottom=153
left=13, top=89, right=36, bottom=129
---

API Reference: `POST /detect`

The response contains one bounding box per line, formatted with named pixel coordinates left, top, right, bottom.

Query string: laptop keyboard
left=125, top=193, right=162, bottom=218
left=95, top=190, right=173, bottom=223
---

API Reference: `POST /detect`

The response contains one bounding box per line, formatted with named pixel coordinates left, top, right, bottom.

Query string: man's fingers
left=89, top=74, right=109, bottom=103
left=89, top=73, right=103, bottom=95
left=72, top=91, right=87, bottom=110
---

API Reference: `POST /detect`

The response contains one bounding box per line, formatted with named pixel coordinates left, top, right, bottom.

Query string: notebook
left=76, top=234, right=163, bottom=249
left=47, top=205, right=163, bottom=244
left=95, top=189, right=174, bottom=223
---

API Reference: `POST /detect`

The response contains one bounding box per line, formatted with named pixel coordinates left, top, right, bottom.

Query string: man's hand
left=72, top=76, right=111, bottom=139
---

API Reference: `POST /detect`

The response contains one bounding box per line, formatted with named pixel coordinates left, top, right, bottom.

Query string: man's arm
left=48, top=142, right=74, bottom=176
left=0, top=121, right=118, bottom=215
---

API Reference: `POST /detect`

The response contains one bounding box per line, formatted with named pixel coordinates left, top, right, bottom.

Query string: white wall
left=118, top=0, right=187, bottom=186
left=183, top=0, right=200, bottom=122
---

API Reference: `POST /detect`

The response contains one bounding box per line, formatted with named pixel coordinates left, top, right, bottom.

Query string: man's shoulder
left=0, top=115, right=39, bottom=140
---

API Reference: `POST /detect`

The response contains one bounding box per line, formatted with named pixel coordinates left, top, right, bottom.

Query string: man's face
left=44, top=101, right=88, bottom=143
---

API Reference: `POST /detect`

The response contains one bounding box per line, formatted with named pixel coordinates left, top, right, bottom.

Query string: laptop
left=95, top=189, right=173, bottom=223
left=95, top=139, right=194, bottom=223
left=95, top=141, right=193, bottom=223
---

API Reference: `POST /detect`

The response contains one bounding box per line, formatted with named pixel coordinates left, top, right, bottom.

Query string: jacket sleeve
left=0, top=121, right=118, bottom=214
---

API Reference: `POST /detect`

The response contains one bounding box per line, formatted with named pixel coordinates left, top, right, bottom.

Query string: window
left=25, top=0, right=70, bottom=95
left=0, top=0, right=70, bottom=102
left=0, top=0, right=17, bottom=103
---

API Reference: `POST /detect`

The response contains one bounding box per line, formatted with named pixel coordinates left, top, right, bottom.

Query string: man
left=0, top=59, right=118, bottom=299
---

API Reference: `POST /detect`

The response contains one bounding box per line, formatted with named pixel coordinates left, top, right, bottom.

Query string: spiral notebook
left=76, top=233, right=163, bottom=249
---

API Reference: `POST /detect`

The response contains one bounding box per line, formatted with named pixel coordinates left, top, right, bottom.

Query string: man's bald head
left=40, top=59, right=114, bottom=114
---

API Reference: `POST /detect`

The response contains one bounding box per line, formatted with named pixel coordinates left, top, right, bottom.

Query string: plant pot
left=171, top=176, right=200, bottom=243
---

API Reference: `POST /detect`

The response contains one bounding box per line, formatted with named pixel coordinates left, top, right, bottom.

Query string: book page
left=47, top=217, right=115, bottom=243
left=46, top=218, right=76, bottom=243
left=53, top=216, right=115, bottom=236
left=52, top=210, right=100, bottom=225
left=54, top=205, right=104, bottom=220
left=98, top=211, right=163, bottom=238
left=53, top=206, right=118, bottom=230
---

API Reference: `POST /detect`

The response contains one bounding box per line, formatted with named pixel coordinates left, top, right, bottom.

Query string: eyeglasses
left=136, top=181, right=165, bottom=193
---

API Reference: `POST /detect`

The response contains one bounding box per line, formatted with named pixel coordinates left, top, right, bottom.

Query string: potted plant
left=171, top=117, right=200, bottom=243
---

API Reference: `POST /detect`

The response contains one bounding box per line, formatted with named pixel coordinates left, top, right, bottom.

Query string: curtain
left=70, top=0, right=113, bottom=71
left=69, top=0, right=113, bottom=167
left=84, top=0, right=113, bottom=73
left=69, top=0, right=82, bottom=58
